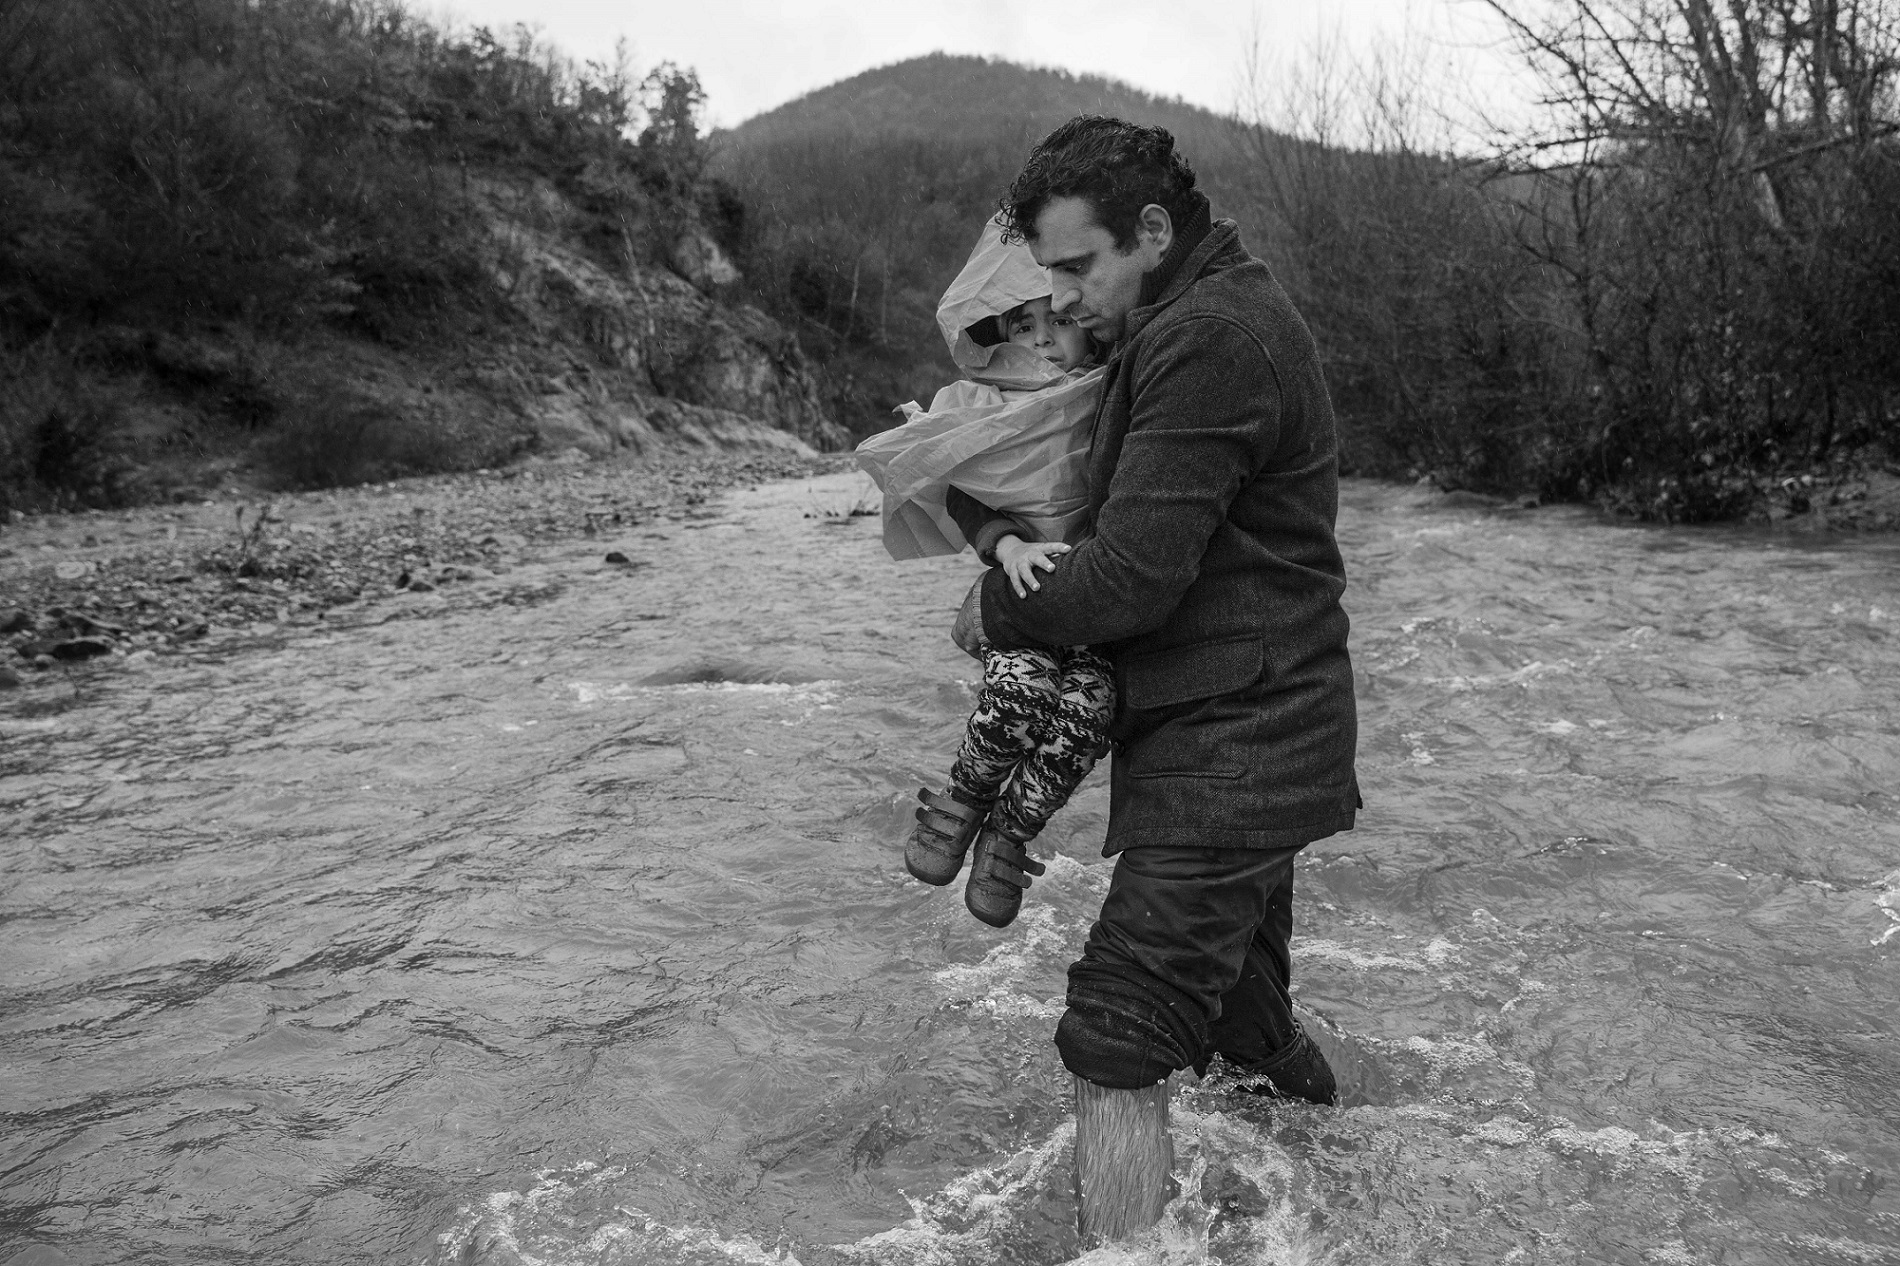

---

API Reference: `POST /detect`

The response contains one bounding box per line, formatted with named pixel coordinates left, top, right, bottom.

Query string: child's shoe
left=906, top=787, right=991, bottom=885
left=963, top=825, right=1046, bottom=928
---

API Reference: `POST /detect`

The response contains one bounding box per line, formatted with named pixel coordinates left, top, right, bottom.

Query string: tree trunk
left=1682, top=0, right=1786, bottom=228
left=879, top=254, right=889, bottom=345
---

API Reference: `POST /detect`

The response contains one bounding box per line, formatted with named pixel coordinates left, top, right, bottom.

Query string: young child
left=856, top=217, right=1114, bottom=930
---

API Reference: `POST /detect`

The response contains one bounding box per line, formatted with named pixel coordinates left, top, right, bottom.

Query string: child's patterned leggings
left=947, top=645, right=1117, bottom=842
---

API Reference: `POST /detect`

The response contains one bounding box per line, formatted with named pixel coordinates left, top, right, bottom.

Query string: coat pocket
left=1120, top=636, right=1265, bottom=781
left=1121, top=635, right=1264, bottom=711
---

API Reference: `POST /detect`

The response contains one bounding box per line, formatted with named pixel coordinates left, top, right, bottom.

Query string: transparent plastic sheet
left=855, top=216, right=1103, bottom=560
left=855, top=370, right=1103, bottom=559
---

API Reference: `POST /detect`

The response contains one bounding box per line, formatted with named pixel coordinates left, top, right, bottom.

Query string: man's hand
left=994, top=535, right=1071, bottom=598
left=952, top=576, right=988, bottom=660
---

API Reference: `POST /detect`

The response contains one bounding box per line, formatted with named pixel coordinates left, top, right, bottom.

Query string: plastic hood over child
left=855, top=217, right=1104, bottom=560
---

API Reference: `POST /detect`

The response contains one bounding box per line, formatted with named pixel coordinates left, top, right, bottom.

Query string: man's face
left=1029, top=196, right=1168, bottom=344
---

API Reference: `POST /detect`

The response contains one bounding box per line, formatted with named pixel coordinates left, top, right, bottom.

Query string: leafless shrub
left=1229, top=3, right=1900, bottom=518
left=1232, top=28, right=1562, bottom=490
left=1481, top=0, right=1900, bottom=517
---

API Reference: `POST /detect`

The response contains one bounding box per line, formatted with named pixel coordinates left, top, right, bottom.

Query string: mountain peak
left=721, top=53, right=1235, bottom=152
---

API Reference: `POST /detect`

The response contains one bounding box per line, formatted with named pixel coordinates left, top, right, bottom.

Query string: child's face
left=1004, top=296, right=1091, bottom=371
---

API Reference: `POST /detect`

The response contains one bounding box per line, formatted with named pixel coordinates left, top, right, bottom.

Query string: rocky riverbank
left=0, top=450, right=859, bottom=689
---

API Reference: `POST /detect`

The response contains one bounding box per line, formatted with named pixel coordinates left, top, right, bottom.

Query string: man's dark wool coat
left=952, top=195, right=1360, bottom=853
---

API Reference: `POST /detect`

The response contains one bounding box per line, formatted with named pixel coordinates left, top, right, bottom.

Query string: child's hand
left=994, top=535, right=1071, bottom=597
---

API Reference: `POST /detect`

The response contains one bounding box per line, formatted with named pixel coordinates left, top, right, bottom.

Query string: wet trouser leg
left=992, top=647, right=1115, bottom=841
left=947, top=647, right=1061, bottom=804
left=1055, top=844, right=1325, bottom=1095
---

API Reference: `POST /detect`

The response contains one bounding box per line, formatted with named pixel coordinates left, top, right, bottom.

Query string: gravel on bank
left=0, top=450, right=860, bottom=689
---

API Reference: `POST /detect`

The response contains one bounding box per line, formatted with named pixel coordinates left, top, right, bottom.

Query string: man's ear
left=1137, top=204, right=1174, bottom=255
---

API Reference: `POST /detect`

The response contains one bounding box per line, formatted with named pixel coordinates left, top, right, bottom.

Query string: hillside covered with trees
left=711, top=54, right=1265, bottom=447
left=0, top=0, right=840, bottom=518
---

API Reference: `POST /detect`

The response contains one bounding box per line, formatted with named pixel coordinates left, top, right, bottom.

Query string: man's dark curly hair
left=997, top=115, right=1198, bottom=250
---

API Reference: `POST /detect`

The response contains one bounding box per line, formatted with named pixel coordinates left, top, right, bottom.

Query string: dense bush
left=0, top=0, right=714, bottom=513
left=723, top=132, right=1034, bottom=429
left=1531, top=151, right=1900, bottom=519
left=0, top=336, right=143, bottom=510
left=263, top=391, right=526, bottom=489
left=1226, top=133, right=1561, bottom=490
left=1234, top=1, right=1900, bottom=518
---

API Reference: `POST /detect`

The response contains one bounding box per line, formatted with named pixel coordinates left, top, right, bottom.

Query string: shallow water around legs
left=3, top=476, right=1897, bottom=1266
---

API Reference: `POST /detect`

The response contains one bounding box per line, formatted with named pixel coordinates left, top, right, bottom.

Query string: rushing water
left=2, top=474, right=1897, bottom=1266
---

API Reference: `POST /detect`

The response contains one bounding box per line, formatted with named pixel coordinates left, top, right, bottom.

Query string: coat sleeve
left=945, top=486, right=1036, bottom=563
left=980, top=315, right=1280, bottom=649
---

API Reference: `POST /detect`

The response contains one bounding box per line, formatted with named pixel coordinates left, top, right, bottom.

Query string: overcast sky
left=425, top=0, right=1523, bottom=132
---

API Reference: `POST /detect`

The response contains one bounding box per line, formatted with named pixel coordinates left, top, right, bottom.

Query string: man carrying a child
left=948, top=115, right=1362, bottom=1244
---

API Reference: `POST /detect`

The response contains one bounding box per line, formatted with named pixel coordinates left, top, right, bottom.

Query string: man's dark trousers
left=1054, top=844, right=1305, bottom=1090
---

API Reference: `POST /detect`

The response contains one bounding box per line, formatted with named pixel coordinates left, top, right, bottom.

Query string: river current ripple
left=2, top=475, right=1896, bottom=1266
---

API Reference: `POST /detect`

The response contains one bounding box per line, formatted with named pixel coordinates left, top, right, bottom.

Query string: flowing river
left=3, top=472, right=1897, bottom=1266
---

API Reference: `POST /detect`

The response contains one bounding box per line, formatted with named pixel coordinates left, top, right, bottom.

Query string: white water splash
left=838, top=1125, right=1075, bottom=1266
left=434, top=1105, right=1337, bottom=1266
left=1790, top=1233, right=1895, bottom=1263
left=932, top=903, right=1067, bottom=1018
left=1296, top=937, right=1459, bottom=973
left=1399, top=1032, right=1539, bottom=1093
left=1424, top=659, right=1573, bottom=692
left=567, top=680, right=841, bottom=705
left=845, top=1105, right=1333, bottom=1266
left=1873, top=870, right=1900, bottom=946
left=435, top=1164, right=803, bottom=1266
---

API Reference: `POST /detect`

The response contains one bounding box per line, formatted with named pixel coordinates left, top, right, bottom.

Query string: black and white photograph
left=2, top=1, right=1897, bottom=1262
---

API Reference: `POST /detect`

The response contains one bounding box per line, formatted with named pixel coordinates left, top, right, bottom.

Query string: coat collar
left=1136, top=191, right=1213, bottom=309
left=1120, top=194, right=1245, bottom=347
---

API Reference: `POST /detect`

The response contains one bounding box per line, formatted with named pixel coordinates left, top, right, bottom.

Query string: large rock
left=669, top=229, right=742, bottom=293
left=639, top=299, right=845, bottom=451
left=478, top=179, right=846, bottom=454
